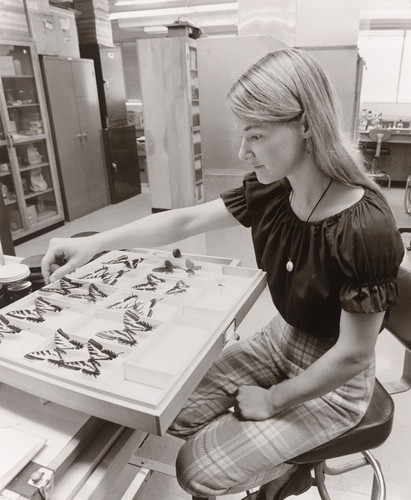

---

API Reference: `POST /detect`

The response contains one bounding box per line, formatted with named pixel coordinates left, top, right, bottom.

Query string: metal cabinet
left=41, top=56, right=109, bottom=221
left=102, top=125, right=141, bottom=204
left=0, top=41, right=64, bottom=241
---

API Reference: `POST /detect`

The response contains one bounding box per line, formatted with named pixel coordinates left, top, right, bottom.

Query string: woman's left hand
left=235, top=385, right=274, bottom=421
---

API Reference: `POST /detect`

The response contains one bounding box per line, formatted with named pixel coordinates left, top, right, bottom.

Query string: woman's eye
left=250, top=135, right=261, bottom=142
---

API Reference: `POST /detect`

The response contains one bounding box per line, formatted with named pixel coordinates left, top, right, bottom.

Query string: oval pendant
left=286, top=260, right=294, bottom=272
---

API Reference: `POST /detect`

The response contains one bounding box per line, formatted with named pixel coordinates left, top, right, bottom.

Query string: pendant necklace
left=286, top=178, right=334, bottom=273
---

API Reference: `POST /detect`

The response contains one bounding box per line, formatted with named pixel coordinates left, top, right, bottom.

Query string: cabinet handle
left=82, top=132, right=88, bottom=142
left=111, top=162, right=117, bottom=173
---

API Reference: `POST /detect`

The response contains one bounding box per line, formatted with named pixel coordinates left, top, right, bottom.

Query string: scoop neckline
left=286, top=185, right=368, bottom=225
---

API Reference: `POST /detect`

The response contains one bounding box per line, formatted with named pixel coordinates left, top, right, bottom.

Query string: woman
left=42, top=48, right=404, bottom=500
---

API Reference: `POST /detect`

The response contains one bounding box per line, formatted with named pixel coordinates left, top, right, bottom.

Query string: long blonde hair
left=226, top=48, right=374, bottom=188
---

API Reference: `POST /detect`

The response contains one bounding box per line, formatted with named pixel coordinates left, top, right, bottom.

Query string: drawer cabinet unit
left=0, top=248, right=266, bottom=435
left=137, top=33, right=204, bottom=211
left=0, top=41, right=63, bottom=241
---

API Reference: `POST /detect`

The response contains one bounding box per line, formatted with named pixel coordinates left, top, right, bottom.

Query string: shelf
left=7, top=103, right=39, bottom=109
left=192, top=126, right=201, bottom=132
left=0, top=171, right=11, bottom=177
left=20, top=162, right=49, bottom=172
left=24, top=187, right=54, bottom=200
left=0, top=140, right=7, bottom=147
left=4, top=198, right=17, bottom=206
left=12, top=134, right=46, bottom=145
left=2, top=75, right=35, bottom=80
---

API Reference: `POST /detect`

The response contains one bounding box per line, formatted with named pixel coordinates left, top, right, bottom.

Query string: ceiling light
left=110, top=2, right=237, bottom=20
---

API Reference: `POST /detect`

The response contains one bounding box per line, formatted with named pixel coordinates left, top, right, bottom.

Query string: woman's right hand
left=41, top=237, right=98, bottom=284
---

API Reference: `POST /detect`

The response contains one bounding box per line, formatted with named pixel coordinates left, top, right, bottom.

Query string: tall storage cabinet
left=137, top=33, right=203, bottom=211
left=0, top=41, right=64, bottom=241
left=79, top=44, right=141, bottom=203
left=41, top=56, right=109, bottom=221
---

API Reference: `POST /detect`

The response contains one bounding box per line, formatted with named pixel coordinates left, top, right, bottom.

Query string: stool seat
left=290, top=380, right=394, bottom=464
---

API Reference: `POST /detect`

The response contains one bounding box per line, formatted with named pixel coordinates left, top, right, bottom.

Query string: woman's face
left=234, top=116, right=305, bottom=184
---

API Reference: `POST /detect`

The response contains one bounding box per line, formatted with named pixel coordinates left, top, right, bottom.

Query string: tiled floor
left=15, top=185, right=411, bottom=500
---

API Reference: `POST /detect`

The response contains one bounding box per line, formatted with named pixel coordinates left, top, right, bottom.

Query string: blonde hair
left=226, top=47, right=375, bottom=188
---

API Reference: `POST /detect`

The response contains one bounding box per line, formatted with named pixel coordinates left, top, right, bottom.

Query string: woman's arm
left=236, top=309, right=384, bottom=420
left=41, top=198, right=240, bottom=283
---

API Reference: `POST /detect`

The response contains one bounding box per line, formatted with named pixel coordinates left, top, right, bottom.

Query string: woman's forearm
left=268, top=346, right=374, bottom=413
left=91, top=208, right=191, bottom=253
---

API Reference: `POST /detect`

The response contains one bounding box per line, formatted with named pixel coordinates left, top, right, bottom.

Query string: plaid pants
left=168, top=314, right=375, bottom=497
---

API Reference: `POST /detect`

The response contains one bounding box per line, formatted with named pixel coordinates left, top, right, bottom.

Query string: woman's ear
left=301, top=112, right=311, bottom=138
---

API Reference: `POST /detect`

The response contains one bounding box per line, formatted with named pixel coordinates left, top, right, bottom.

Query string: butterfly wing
left=96, top=328, right=138, bottom=347
left=0, top=314, right=22, bottom=335
left=35, top=296, right=63, bottom=314
left=54, top=328, right=84, bottom=352
left=123, top=310, right=156, bottom=333
left=7, top=308, right=44, bottom=323
left=87, top=338, right=118, bottom=361
left=88, top=283, right=108, bottom=303
left=79, top=266, right=108, bottom=281
left=25, top=348, right=62, bottom=361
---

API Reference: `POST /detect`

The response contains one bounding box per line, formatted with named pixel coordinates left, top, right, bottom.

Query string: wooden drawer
left=0, top=248, right=266, bottom=435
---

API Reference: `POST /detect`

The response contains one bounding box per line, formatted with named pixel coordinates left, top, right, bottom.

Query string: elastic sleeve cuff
left=340, top=279, right=399, bottom=313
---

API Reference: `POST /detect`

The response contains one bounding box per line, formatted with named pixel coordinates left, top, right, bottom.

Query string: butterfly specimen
left=107, top=293, right=145, bottom=313
left=102, top=254, right=145, bottom=269
left=23, top=331, right=120, bottom=378
left=164, top=280, right=189, bottom=295
left=132, top=273, right=166, bottom=292
left=107, top=293, right=162, bottom=317
left=79, top=266, right=129, bottom=286
left=96, top=309, right=157, bottom=347
left=42, top=278, right=107, bottom=303
left=0, top=314, right=22, bottom=340
left=152, top=258, right=201, bottom=276
left=7, top=297, right=63, bottom=323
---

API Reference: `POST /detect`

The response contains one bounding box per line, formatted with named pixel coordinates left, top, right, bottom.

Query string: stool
left=365, top=128, right=392, bottom=189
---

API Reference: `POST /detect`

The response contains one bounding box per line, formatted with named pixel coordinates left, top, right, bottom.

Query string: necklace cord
left=305, top=178, right=334, bottom=222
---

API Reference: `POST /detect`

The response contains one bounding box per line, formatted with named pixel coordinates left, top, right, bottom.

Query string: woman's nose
left=238, top=139, right=254, bottom=161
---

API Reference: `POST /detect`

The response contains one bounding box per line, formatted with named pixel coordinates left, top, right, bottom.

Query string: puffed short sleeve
left=335, top=191, right=404, bottom=313
left=220, top=181, right=252, bottom=227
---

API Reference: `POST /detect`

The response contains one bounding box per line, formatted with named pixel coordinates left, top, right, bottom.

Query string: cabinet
left=137, top=34, right=203, bottom=211
left=41, top=56, right=110, bottom=221
left=0, top=41, right=64, bottom=241
left=102, top=126, right=141, bottom=204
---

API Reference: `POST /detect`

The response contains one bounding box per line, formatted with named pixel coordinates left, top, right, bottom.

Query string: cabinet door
left=0, top=42, right=63, bottom=240
left=71, top=59, right=109, bottom=211
left=102, top=125, right=141, bottom=204
left=41, top=57, right=89, bottom=221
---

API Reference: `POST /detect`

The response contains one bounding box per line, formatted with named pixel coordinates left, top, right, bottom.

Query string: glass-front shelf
left=0, top=42, right=63, bottom=238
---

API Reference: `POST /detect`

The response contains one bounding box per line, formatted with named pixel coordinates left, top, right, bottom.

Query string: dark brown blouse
left=221, top=172, right=404, bottom=338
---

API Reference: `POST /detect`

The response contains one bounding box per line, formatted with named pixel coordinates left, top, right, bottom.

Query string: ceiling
left=109, top=0, right=239, bottom=36
left=108, top=0, right=411, bottom=38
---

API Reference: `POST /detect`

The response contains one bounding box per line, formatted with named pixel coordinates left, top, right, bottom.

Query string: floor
left=14, top=185, right=411, bottom=500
